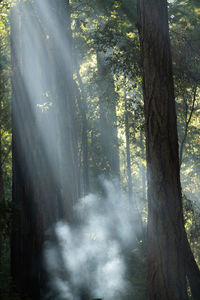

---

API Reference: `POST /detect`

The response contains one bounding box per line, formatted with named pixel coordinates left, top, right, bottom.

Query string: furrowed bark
left=137, top=0, right=189, bottom=298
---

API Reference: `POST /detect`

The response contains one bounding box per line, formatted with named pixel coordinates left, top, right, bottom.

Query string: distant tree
left=97, top=51, right=120, bottom=178
left=123, top=87, right=132, bottom=200
left=74, top=62, right=90, bottom=195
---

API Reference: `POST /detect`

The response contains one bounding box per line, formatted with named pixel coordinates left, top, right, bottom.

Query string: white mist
left=44, top=179, right=139, bottom=300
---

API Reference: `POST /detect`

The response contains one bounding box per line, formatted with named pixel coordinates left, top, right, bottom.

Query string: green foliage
left=170, top=4, right=200, bottom=261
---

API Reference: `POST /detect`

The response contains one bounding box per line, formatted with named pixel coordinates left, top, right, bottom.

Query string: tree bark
left=137, top=0, right=189, bottom=299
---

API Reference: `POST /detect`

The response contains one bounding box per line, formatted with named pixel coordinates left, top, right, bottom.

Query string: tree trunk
left=11, top=5, right=58, bottom=298
left=179, top=85, right=197, bottom=166
left=124, top=88, right=133, bottom=201
left=137, top=0, right=189, bottom=299
left=11, top=1, right=79, bottom=299
left=75, top=67, right=90, bottom=195
left=97, top=51, right=120, bottom=178
left=184, top=231, right=200, bottom=300
left=0, top=88, right=3, bottom=273
left=140, top=130, right=146, bottom=201
left=49, top=0, right=79, bottom=222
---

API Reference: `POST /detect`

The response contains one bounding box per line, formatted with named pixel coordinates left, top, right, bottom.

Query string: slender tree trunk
left=137, top=0, right=189, bottom=299
left=0, top=99, right=3, bottom=273
left=124, top=88, right=132, bottom=200
left=140, top=130, right=146, bottom=201
left=179, top=85, right=197, bottom=166
left=75, top=68, right=89, bottom=195
left=0, top=76, right=4, bottom=206
left=124, top=88, right=145, bottom=241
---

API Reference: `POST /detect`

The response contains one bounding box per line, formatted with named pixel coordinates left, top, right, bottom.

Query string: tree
left=0, top=3, right=13, bottom=298
left=137, top=0, right=200, bottom=299
left=75, top=65, right=90, bottom=195
left=11, top=0, right=79, bottom=298
left=124, top=87, right=133, bottom=200
left=97, top=51, right=120, bottom=178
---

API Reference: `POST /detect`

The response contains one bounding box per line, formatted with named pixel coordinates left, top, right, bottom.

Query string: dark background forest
left=0, top=0, right=200, bottom=299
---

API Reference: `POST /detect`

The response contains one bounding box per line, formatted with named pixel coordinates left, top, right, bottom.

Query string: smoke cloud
left=44, top=179, right=140, bottom=300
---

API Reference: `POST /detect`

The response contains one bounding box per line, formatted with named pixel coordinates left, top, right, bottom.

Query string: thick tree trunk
left=137, top=0, right=189, bottom=299
left=11, top=1, right=79, bottom=299
left=49, top=0, right=79, bottom=221
left=11, top=6, right=58, bottom=298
